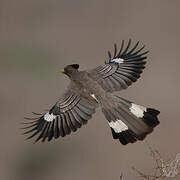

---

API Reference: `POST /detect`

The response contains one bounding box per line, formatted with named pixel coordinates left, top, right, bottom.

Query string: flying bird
left=23, top=40, right=160, bottom=145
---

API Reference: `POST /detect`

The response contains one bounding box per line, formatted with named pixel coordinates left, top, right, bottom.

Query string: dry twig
left=132, top=143, right=180, bottom=179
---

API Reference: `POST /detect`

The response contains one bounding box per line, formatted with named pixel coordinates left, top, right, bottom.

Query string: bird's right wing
left=88, top=40, right=148, bottom=92
left=22, top=82, right=98, bottom=143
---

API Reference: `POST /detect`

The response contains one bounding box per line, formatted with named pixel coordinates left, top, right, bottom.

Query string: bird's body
left=23, top=40, right=160, bottom=145
left=70, top=71, right=105, bottom=101
left=68, top=71, right=112, bottom=107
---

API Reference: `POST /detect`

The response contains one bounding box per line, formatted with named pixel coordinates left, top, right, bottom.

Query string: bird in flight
left=23, top=40, right=160, bottom=145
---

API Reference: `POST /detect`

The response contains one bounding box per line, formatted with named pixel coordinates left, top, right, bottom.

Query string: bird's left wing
left=22, top=82, right=98, bottom=143
left=88, top=40, right=148, bottom=92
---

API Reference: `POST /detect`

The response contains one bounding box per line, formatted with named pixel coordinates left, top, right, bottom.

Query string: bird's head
left=61, top=64, right=80, bottom=76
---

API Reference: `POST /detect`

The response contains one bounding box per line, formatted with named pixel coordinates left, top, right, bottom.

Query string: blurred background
left=1, top=0, right=180, bottom=179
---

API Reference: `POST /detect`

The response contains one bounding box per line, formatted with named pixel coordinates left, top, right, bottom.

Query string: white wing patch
left=44, top=112, right=56, bottom=122
left=90, top=94, right=98, bottom=102
left=130, top=103, right=147, bottom=118
left=109, top=120, right=128, bottom=133
left=111, top=58, right=124, bottom=64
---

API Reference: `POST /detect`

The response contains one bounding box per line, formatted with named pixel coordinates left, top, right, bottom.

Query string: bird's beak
left=60, top=69, right=65, bottom=73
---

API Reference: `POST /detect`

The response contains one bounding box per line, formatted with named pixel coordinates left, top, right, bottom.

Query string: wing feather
left=88, top=40, right=148, bottom=92
left=61, top=113, right=71, bottom=135
left=58, top=115, right=65, bottom=137
left=48, top=121, right=54, bottom=141
left=34, top=122, right=48, bottom=142
left=54, top=118, right=60, bottom=138
left=23, top=82, right=98, bottom=142
left=69, top=110, right=82, bottom=128
left=42, top=122, right=51, bottom=142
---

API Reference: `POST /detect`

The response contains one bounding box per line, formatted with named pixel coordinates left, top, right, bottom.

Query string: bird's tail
left=101, top=95, right=160, bottom=145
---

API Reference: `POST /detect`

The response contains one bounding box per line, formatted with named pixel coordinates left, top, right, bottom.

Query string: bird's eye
left=71, top=64, right=79, bottom=69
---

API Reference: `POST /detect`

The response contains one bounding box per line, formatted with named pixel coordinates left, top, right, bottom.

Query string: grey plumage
left=23, top=40, right=160, bottom=145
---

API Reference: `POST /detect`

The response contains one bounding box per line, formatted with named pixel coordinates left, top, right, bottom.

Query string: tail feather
left=111, top=128, right=137, bottom=145
left=143, top=108, right=160, bottom=128
left=102, top=95, right=160, bottom=145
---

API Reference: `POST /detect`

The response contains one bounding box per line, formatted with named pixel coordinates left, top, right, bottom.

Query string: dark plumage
left=23, top=40, right=160, bottom=145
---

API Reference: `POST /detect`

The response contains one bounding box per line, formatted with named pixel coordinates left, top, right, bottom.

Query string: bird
left=23, top=40, right=160, bottom=145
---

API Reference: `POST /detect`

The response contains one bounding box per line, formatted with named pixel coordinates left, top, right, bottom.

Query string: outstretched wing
left=22, top=82, right=98, bottom=143
left=88, top=40, right=148, bottom=92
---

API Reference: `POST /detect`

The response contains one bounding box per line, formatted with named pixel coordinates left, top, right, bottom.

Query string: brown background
left=0, top=0, right=180, bottom=179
